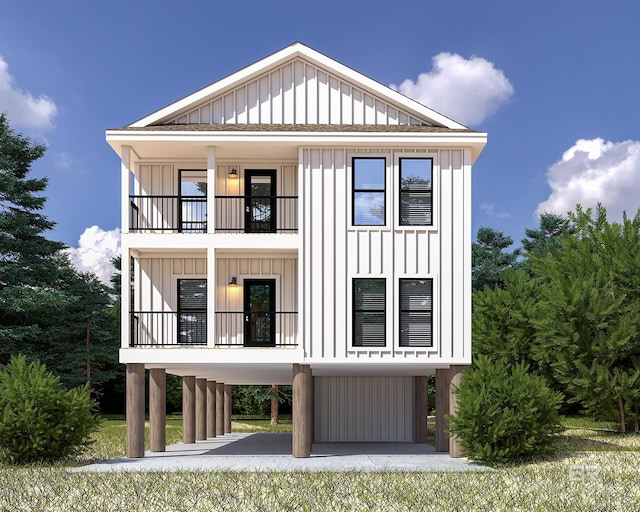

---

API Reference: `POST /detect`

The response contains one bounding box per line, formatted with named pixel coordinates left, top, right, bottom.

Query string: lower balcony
left=130, top=311, right=298, bottom=347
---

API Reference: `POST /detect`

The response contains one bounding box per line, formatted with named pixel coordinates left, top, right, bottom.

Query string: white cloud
left=390, top=53, right=514, bottom=127
left=480, top=202, right=510, bottom=218
left=536, top=138, right=640, bottom=221
left=66, top=226, right=121, bottom=285
left=0, top=54, right=57, bottom=130
left=53, top=151, right=74, bottom=170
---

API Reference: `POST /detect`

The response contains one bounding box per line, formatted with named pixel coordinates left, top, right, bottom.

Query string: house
left=105, top=42, right=487, bottom=458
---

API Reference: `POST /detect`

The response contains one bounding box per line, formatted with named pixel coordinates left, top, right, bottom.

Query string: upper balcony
left=127, top=168, right=298, bottom=235
left=129, top=194, right=298, bottom=233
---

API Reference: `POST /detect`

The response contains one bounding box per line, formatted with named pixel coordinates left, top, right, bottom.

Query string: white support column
left=462, top=148, right=473, bottom=361
left=121, top=146, right=131, bottom=235
left=120, top=146, right=132, bottom=350
left=120, top=249, right=131, bottom=348
left=207, top=146, right=216, bottom=234
left=207, top=147, right=216, bottom=349
left=207, top=248, right=216, bottom=347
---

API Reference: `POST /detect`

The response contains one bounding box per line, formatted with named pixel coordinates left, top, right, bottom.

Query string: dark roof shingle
left=111, top=123, right=475, bottom=133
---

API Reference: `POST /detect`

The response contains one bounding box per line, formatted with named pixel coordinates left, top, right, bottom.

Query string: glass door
left=179, top=169, right=207, bottom=233
left=243, top=279, right=275, bottom=346
left=245, top=170, right=276, bottom=233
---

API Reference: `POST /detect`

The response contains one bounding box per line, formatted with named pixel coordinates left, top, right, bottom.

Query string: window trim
left=398, top=278, right=433, bottom=348
left=393, top=152, right=438, bottom=231
left=177, top=278, right=208, bottom=345
left=352, top=278, right=386, bottom=347
left=349, top=155, right=390, bottom=229
left=398, top=157, right=433, bottom=227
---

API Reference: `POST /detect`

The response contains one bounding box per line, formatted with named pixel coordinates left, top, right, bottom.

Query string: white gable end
left=130, top=43, right=466, bottom=129
left=168, top=57, right=427, bottom=126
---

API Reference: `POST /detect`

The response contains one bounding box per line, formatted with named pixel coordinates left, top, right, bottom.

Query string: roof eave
left=106, top=129, right=487, bottom=163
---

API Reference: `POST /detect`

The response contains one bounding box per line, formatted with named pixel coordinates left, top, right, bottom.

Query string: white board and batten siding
left=215, top=256, right=298, bottom=313
left=301, top=147, right=472, bottom=365
left=314, top=376, right=414, bottom=442
left=167, top=58, right=426, bottom=126
left=131, top=256, right=206, bottom=347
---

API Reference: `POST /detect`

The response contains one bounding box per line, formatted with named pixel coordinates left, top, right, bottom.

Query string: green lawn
left=0, top=417, right=639, bottom=511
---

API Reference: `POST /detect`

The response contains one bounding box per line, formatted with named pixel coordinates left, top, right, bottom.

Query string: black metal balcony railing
left=215, top=196, right=298, bottom=232
left=130, top=311, right=207, bottom=346
left=130, top=311, right=298, bottom=347
left=128, top=195, right=298, bottom=233
left=130, top=196, right=207, bottom=233
left=215, top=312, right=298, bottom=346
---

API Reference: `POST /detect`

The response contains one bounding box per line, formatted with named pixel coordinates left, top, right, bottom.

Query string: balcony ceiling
left=141, top=361, right=441, bottom=384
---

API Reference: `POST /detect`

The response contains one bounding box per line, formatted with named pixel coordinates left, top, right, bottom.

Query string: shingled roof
left=110, top=123, right=476, bottom=133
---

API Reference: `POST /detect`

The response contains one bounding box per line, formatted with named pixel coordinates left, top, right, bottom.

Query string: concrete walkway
left=78, top=433, right=488, bottom=472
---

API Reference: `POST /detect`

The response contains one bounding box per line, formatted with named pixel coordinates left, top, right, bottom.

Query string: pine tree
left=472, top=268, right=541, bottom=370
left=0, top=114, right=67, bottom=362
left=521, top=212, right=574, bottom=258
left=0, top=115, right=121, bottom=410
left=47, top=261, right=120, bottom=392
left=532, top=205, right=640, bottom=433
left=471, top=227, right=520, bottom=290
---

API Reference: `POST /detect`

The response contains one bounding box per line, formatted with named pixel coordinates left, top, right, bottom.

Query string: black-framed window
left=353, top=157, right=386, bottom=226
left=399, top=158, right=432, bottom=226
left=399, top=279, right=433, bottom=347
left=178, top=279, right=207, bottom=345
left=353, top=278, right=386, bottom=347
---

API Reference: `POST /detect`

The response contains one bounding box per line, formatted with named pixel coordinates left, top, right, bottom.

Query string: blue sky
left=1, top=1, right=639, bottom=281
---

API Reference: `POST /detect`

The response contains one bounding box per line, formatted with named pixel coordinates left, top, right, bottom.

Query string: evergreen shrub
left=0, top=355, right=101, bottom=463
left=448, top=355, right=563, bottom=463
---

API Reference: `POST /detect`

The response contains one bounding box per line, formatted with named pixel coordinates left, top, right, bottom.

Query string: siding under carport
left=313, top=376, right=414, bottom=442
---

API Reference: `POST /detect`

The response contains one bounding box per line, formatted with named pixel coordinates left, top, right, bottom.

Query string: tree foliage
left=448, top=355, right=563, bottom=463
left=0, top=114, right=120, bottom=408
left=0, top=113, right=67, bottom=355
left=521, top=212, right=573, bottom=257
left=0, top=355, right=100, bottom=463
left=531, top=205, right=640, bottom=432
left=472, top=268, right=541, bottom=370
left=472, top=204, right=640, bottom=433
left=472, top=227, right=520, bottom=290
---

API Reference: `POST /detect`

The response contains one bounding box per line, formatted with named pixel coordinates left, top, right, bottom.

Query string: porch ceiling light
left=228, top=277, right=238, bottom=287
left=228, top=168, right=238, bottom=179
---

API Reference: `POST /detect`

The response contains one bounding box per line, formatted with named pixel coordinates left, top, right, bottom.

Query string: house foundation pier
left=207, top=380, right=217, bottom=438
left=183, top=376, right=196, bottom=444
left=126, top=363, right=145, bottom=458
left=292, top=364, right=312, bottom=458
left=435, top=368, right=450, bottom=452
left=224, top=384, right=232, bottom=433
left=149, top=368, right=166, bottom=452
left=449, top=365, right=467, bottom=457
left=216, top=382, right=225, bottom=436
left=196, top=378, right=207, bottom=441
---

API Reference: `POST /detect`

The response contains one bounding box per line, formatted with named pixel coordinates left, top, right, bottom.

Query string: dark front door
left=244, top=279, right=275, bottom=347
left=245, top=170, right=276, bottom=233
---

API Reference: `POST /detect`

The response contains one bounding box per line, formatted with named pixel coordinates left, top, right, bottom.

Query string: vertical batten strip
left=452, top=150, right=463, bottom=361
left=463, top=148, right=473, bottom=361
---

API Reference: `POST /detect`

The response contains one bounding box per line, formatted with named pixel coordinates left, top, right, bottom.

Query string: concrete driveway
left=78, top=433, right=488, bottom=472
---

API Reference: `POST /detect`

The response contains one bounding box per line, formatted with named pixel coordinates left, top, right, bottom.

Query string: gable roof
left=128, top=42, right=467, bottom=130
